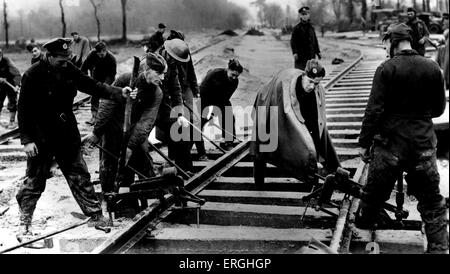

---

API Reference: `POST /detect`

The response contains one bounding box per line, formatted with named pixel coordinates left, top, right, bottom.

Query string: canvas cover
left=250, top=68, right=340, bottom=184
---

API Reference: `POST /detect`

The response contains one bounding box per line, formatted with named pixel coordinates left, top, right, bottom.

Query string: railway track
left=89, top=55, right=429, bottom=255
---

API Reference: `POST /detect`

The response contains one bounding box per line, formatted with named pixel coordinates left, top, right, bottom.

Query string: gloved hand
left=177, top=116, right=190, bottom=128
left=122, top=87, right=138, bottom=99
left=84, top=133, right=100, bottom=147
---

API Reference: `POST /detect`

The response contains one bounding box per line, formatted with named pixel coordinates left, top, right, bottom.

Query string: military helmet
left=163, top=38, right=190, bottom=63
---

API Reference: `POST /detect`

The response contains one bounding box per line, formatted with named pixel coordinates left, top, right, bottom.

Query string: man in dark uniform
left=81, top=41, right=117, bottom=125
left=297, top=59, right=340, bottom=173
left=0, top=48, right=21, bottom=129
left=406, top=7, right=430, bottom=56
left=84, top=52, right=166, bottom=192
left=166, top=30, right=206, bottom=161
left=357, top=24, right=448, bottom=253
left=198, top=59, right=243, bottom=152
left=146, top=23, right=166, bottom=53
left=290, top=6, right=321, bottom=70
left=16, top=38, right=132, bottom=238
left=156, top=39, right=191, bottom=173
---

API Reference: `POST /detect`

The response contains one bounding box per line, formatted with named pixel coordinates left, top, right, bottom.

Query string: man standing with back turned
left=357, top=23, right=448, bottom=254
left=290, top=6, right=321, bottom=70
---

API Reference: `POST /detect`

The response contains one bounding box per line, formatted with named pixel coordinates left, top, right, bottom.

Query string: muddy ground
left=0, top=29, right=448, bottom=253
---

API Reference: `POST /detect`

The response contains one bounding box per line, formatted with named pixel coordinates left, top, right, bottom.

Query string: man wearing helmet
left=153, top=38, right=192, bottom=174
left=357, top=23, right=448, bottom=253
left=84, top=52, right=167, bottom=192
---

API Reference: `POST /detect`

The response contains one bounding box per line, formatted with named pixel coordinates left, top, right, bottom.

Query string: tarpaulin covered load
left=250, top=68, right=340, bottom=185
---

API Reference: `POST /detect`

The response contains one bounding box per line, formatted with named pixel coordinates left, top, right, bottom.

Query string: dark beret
left=43, top=38, right=72, bottom=57
left=146, top=52, right=167, bottom=73
left=158, top=23, right=166, bottom=29
left=406, top=7, right=417, bottom=14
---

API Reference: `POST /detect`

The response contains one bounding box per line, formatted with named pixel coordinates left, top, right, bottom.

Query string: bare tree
left=90, top=0, right=102, bottom=41
left=251, top=0, right=266, bottom=26
left=2, top=0, right=8, bottom=47
left=263, top=3, right=284, bottom=28
left=412, top=0, right=417, bottom=9
left=347, top=0, right=355, bottom=24
left=59, top=0, right=66, bottom=37
left=121, top=0, right=127, bottom=41
left=361, top=0, right=368, bottom=20
left=332, top=0, right=343, bottom=21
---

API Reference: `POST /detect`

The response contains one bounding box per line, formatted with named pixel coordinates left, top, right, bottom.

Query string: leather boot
left=419, top=202, right=449, bottom=254
left=16, top=212, right=33, bottom=242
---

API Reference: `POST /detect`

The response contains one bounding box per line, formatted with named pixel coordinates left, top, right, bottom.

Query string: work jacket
left=0, top=56, right=21, bottom=86
left=71, top=36, right=92, bottom=66
left=359, top=50, right=446, bottom=155
left=406, top=18, right=430, bottom=56
left=250, top=69, right=340, bottom=183
left=200, top=68, right=238, bottom=109
left=18, top=59, right=123, bottom=148
left=94, top=73, right=163, bottom=151
left=290, top=21, right=320, bottom=61
left=81, top=50, right=117, bottom=84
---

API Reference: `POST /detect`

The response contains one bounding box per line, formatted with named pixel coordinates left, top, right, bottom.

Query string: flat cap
left=298, top=6, right=310, bottom=14
left=158, top=23, right=166, bottom=29
left=382, top=23, right=413, bottom=42
left=94, top=41, right=106, bottom=51
left=43, top=38, right=72, bottom=57
left=406, top=7, right=416, bottom=14
left=70, top=31, right=79, bottom=36
left=305, top=59, right=325, bottom=79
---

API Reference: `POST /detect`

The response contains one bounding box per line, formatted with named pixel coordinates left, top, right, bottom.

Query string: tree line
left=1, top=0, right=248, bottom=47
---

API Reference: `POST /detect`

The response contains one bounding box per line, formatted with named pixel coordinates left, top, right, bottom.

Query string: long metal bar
left=0, top=218, right=90, bottom=254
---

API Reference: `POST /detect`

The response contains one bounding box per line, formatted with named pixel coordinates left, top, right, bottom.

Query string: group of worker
left=2, top=5, right=448, bottom=253
left=289, top=6, right=448, bottom=254
left=11, top=22, right=243, bottom=242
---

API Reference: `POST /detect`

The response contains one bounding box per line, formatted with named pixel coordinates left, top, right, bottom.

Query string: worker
left=0, top=48, right=21, bottom=129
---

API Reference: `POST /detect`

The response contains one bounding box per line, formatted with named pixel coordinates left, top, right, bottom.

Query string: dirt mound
left=245, top=28, right=264, bottom=36
left=220, top=30, right=238, bottom=36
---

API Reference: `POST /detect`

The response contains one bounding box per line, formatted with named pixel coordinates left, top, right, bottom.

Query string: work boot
left=16, top=214, right=33, bottom=242
left=419, top=202, right=449, bottom=254
left=220, top=142, right=234, bottom=151
left=198, top=154, right=209, bottom=161
left=354, top=204, right=380, bottom=230
left=87, top=211, right=111, bottom=227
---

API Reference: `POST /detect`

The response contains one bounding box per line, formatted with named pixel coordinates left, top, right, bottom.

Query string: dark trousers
left=294, top=58, right=308, bottom=71
left=0, top=84, right=17, bottom=113
left=100, top=128, right=156, bottom=192
left=90, top=96, right=100, bottom=117
left=361, top=143, right=448, bottom=253
left=195, top=103, right=237, bottom=155
left=16, top=145, right=102, bottom=223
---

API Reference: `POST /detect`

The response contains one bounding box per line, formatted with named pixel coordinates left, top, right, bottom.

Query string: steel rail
left=93, top=53, right=366, bottom=254
left=92, top=139, right=250, bottom=254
